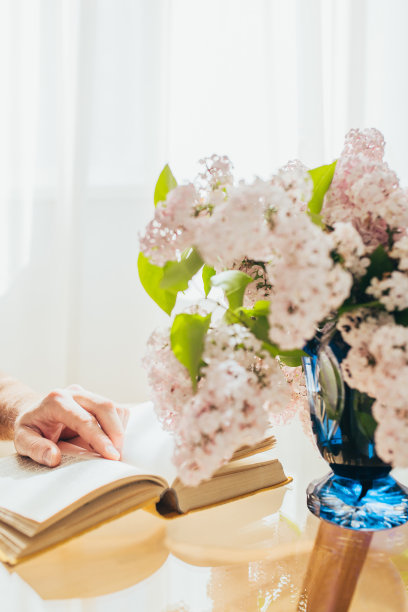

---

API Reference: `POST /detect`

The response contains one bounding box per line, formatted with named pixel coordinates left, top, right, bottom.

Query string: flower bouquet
left=138, top=129, right=408, bottom=529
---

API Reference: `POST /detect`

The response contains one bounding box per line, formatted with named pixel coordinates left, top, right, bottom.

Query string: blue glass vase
left=302, top=325, right=408, bottom=530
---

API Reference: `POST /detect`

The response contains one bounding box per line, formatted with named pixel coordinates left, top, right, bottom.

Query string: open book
left=0, top=402, right=291, bottom=565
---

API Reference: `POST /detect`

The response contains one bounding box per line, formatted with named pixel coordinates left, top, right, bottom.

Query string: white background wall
left=1, top=0, right=408, bottom=402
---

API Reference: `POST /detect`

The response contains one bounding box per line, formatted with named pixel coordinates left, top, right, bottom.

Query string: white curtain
left=0, top=0, right=408, bottom=402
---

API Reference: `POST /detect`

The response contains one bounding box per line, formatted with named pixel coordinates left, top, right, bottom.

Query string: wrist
left=0, top=374, right=40, bottom=440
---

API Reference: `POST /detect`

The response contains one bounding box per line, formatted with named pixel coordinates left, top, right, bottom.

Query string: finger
left=117, top=405, right=130, bottom=430
left=43, top=392, right=121, bottom=461
left=14, top=426, right=61, bottom=467
left=67, top=386, right=126, bottom=450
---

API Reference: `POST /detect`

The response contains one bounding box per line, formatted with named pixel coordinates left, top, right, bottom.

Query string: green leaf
left=241, top=312, right=270, bottom=343
left=170, top=313, right=212, bottom=389
left=278, top=350, right=307, bottom=367
left=366, top=244, right=395, bottom=279
left=318, top=351, right=344, bottom=420
left=360, top=245, right=395, bottom=291
left=260, top=343, right=306, bottom=366
left=202, top=265, right=216, bottom=297
left=235, top=301, right=270, bottom=343
left=395, top=308, right=408, bottom=326
left=355, top=411, right=377, bottom=440
left=160, top=248, right=203, bottom=293
left=211, top=270, right=253, bottom=309
left=248, top=300, right=270, bottom=317
left=280, top=513, right=302, bottom=536
left=137, top=252, right=177, bottom=315
left=307, top=211, right=326, bottom=228
left=307, top=160, right=337, bottom=215
left=234, top=301, right=306, bottom=366
left=338, top=300, right=381, bottom=316
left=260, top=343, right=279, bottom=357
left=154, top=164, right=177, bottom=207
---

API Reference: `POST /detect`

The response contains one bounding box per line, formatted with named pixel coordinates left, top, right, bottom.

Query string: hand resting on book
left=13, top=385, right=129, bottom=468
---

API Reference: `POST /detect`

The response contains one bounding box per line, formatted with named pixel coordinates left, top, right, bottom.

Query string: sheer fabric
left=0, top=0, right=407, bottom=401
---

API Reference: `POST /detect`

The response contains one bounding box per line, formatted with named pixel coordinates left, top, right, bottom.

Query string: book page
left=172, top=451, right=288, bottom=513
left=0, top=452, right=165, bottom=523
left=121, top=402, right=177, bottom=484
left=0, top=402, right=174, bottom=523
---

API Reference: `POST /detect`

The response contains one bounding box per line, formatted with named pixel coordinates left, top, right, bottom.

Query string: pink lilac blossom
left=390, top=234, right=408, bottom=271
left=322, top=128, right=408, bottom=249
left=192, top=179, right=284, bottom=269
left=139, top=184, right=198, bottom=266
left=141, top=133, right=408, bottom=475
left=337, top=310, right=408, bottom=467
left=196, top=154, right=234, bottom=194
left=273, top=160, right=313, bottom=212
left=372, top=403, right=408, bottom=468
left=341, top=127, right=385, bottom=159
left=139, top=156, right=234, bottom=267
left=265, top=206, right=352, bottom=350
left=269, top=365, right=313, bottom=439
left=352, top=217, right=389, bottom=251
left=367, top=324, right=408, bottom=408
left=142, top=327, right=192, bottom=432
left=367, top=271, right=408, bottom=311
left=329, top=222, right=370, bottom=277
left=172, top=324, right=290, bottom=486
left=337, top=308, right=394, bottom=397
left=140, top=156, right=314, bottom=272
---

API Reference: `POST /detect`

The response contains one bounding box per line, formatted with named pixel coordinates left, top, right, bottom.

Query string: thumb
left=14, top=426, right=62, bottom=467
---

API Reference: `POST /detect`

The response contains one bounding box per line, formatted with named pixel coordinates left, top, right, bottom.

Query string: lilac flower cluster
left=141, top=157, right=351, bottom=349
left=145, top=324, right=289, bottom=485
left=142, top=327, right=192, bottom=432
left=140, top=129, right=408, bottom=480
left=338, top=310, right=408, bottom=466
left=325, top=130, right=408, bottom=467
left=264, top=205, right=352, bottom=349
left=322, top=128, right=408, bottom=249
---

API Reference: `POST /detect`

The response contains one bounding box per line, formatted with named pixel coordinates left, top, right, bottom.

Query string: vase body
left=302, top=326, right=408, bottom=530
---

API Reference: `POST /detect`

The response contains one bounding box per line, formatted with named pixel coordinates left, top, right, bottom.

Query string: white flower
left=337, top=310, right=408, bottom=467
left=322, top=128, right=408, bottom=247
left=265, top=206, right=352, bottom=350
left=139, top=184, right=198, bottom=266
left=330, top=222, right=370, bottom=277
left=142, top=327, right=192, bottom=431
left=390, top=234, right=408, bottom=271
left=367, top=271, right=408, bottom=311
left=145, top=323, right=290, bottom=486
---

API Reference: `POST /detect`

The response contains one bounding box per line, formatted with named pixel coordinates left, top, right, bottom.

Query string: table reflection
left=0, top=422, right=407, bottom=611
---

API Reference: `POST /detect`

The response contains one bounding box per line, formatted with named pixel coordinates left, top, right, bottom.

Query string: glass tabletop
left=1, top=419, right=407, bottom=612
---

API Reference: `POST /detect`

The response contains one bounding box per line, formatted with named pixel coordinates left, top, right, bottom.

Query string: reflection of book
left=14, top=512, right=168, bottom=599
left=0, top=403, right=290, bottom=565
left=165, top=486, right=289, bottom=566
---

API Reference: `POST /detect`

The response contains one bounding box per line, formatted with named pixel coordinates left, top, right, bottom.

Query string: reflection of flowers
left=207, top=553, right=310, bottom=611
left=140, top=128, right=408, bottom=483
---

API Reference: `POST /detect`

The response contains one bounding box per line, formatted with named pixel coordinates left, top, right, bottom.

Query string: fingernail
left=105, top=444, right=120, bottom=460
left=43, top=448, right=55, bottom=466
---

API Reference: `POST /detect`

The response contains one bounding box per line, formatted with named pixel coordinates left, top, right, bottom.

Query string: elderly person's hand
left=13, top=384, right=129, bottom=467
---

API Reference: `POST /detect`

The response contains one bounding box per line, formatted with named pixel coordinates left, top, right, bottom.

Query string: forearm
left=0, top=373, right=40, bottom=440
